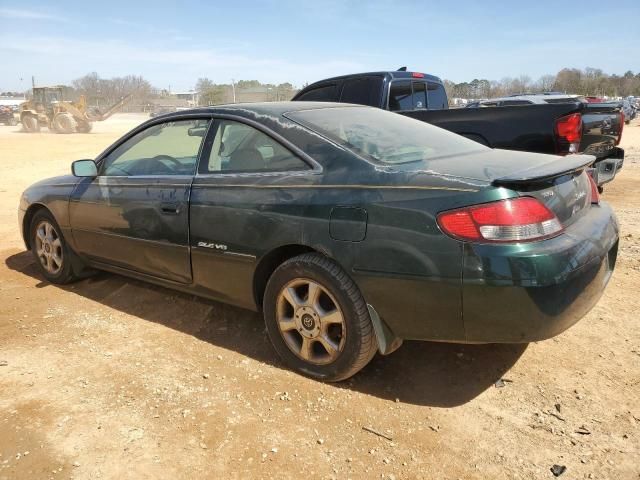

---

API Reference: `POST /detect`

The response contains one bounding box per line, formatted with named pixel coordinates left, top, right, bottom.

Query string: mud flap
left=68, top=250, right=97, bottom=279
left=367, top=304, right=403, bottom=355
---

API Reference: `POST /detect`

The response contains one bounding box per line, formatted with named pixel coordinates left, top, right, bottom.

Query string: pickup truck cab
left=292, top=70, right=625, bottom=189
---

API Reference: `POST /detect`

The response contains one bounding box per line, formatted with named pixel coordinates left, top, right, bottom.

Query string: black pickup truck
left=292, top=70, right=625, bottom=188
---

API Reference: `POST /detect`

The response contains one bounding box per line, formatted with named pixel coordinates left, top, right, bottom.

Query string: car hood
left=387, top=148, right=594, bottom=185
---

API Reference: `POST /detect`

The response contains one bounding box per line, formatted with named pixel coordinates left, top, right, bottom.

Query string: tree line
left=444, top=68, right=640, bottom=100
left=64, top=73, right=296, bottom=107
left=71, top=72, right=153, bottom=107
left=61, top=67, right=640, bottom=109
left=195, top=78, right=296, bottom=105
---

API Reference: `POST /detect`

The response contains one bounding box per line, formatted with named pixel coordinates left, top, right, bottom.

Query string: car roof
left=152, top=101, right=368, bottom=120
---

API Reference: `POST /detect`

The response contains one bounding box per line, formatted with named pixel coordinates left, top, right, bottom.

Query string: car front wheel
left=30, top=210, right=80, bottom=284
left=264, top=253, right=377, bottom=381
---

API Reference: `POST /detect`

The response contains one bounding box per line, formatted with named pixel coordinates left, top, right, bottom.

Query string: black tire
left=76, top=121, right=93, bottom=133
left=22, top=115, right=40, bottom=132
left=263, top=253, right=377, bottom=381
left=29, top=210, right=81, bottom=284
left=52, top=113, right=77, bottom=134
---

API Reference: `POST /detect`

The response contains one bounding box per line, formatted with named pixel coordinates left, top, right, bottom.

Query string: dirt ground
left=0, top=114, right=638, bottom=480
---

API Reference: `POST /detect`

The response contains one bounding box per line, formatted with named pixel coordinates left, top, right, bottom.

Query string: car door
left=69, top=117, right=211, bottom=283
left=189, top=118, right=316, bottom=307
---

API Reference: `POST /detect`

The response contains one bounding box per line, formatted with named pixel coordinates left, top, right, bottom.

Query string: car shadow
left=5, top=250, right=527, bottom=407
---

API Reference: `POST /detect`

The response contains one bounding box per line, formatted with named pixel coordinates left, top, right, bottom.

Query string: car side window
left=388, top=81, right=412, bottom=111
left=102, top=119, right=210, bottom=176
left=204, top=120, right=310, bottom=173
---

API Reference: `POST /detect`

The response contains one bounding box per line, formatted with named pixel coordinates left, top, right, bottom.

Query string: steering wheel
left=151, top=155, right=182, bottom=171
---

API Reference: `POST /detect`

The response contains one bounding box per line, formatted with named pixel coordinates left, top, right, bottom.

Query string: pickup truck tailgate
left=581, top=102, right=623, bottom=158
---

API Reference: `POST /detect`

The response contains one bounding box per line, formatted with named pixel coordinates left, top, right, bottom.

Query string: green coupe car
left=19, top=102, right=619, bottom=381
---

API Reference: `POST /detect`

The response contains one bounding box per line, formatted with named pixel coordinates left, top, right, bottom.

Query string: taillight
left=617, top=112, right=624, bottom=145
left=587, top=171, right=600, bottom=204
left=411, top=72, right=425, bottom=78
left=437, top=197, right=563, bottom=243
left=555, top=113, right=582, bottom=154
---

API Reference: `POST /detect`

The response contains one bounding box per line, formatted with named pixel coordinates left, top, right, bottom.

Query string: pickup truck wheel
left=264, top=253, right=377, bottom=382
left=29, top=210, right=80, bottom=284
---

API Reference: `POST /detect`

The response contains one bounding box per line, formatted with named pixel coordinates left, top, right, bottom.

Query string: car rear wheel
left=30, top=210, right=80, bottom=284
left=263, top=253, right=377, bottom=381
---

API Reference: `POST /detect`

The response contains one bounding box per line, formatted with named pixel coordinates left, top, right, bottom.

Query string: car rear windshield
left=285, top=106, right=485, bottom=164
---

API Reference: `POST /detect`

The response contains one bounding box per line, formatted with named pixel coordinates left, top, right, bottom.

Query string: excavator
left=20, top=86, right=133, bottom=133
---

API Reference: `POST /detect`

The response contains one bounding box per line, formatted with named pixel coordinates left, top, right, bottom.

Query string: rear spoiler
left=492, top=154, right=595, bottom=186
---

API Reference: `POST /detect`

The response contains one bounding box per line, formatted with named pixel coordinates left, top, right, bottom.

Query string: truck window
left=427, top=82, right=447, bottom=110
left=412, top=82, right=427, bottom=109
left=296, top=84, right=338, bottom=102
left=388, top=81, right=413, bottom=111
left=340, top=77, right=383, bottom=107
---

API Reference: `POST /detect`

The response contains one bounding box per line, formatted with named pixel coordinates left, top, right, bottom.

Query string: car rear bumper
left=461, top=201, right=618, bottom=343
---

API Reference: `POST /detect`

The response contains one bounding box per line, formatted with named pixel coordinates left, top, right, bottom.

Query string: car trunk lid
left=493, top=158, right=594, bottom=227
left=401, top=149, right=595, bottom=227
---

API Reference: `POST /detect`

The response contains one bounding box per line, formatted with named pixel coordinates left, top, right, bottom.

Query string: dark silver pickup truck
left=293, top=70, right=625, bottom=189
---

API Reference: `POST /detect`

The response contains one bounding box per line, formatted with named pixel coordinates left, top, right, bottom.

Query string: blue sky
left=1, top=0, right=638, bottom=92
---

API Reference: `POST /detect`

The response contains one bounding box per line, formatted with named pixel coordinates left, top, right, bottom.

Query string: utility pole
left=32, top=76, right=35, bottom=88
left=231, top=79, right=236, bottom=103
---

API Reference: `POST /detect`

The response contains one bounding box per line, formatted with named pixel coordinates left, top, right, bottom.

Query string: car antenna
left=397, top=66, right=407, bottom=71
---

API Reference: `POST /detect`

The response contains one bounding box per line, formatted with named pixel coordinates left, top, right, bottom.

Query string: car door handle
left=160, top=202, right=180, bottom=215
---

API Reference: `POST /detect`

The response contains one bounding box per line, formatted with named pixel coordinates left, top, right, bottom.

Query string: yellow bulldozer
left=20, top=86, right=133, bottom=134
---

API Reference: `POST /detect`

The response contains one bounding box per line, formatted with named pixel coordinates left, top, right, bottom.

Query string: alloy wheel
left=34, top=220, right=63, bottom=275
left=275, top=278, right=346, bottom=365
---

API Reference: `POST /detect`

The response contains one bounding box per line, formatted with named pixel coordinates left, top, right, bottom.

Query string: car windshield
left=286, top=106, right=485, bottom=164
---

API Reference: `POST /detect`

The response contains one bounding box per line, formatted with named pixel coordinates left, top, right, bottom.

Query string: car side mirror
left=72, top=159, right=98, bottom=177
